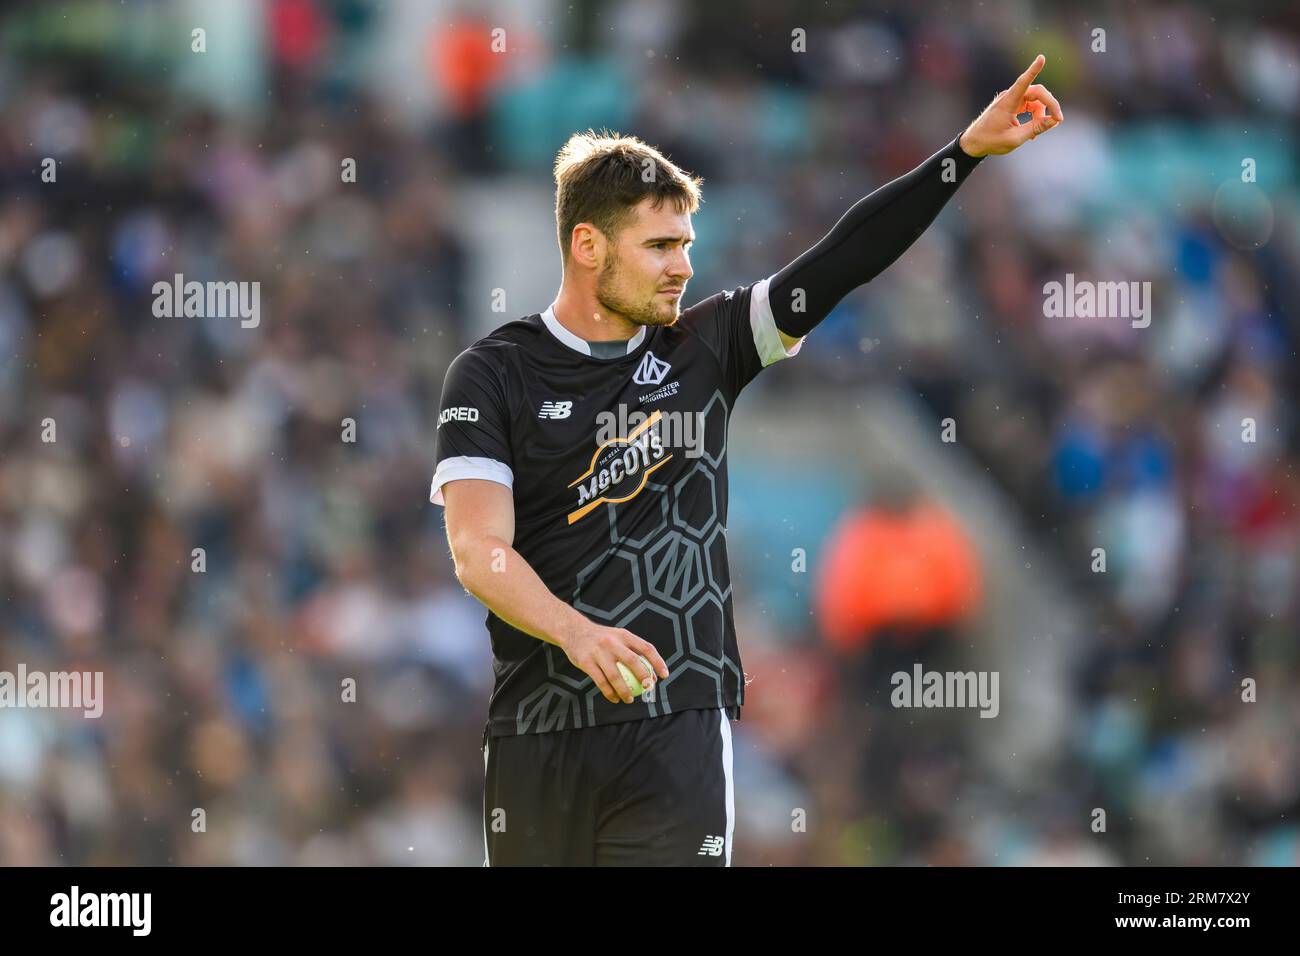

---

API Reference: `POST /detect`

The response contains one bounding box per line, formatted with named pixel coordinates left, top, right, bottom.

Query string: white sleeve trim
left=750, top=275, right=806, bottom=367
left=429, top=456, right=514, bottom=506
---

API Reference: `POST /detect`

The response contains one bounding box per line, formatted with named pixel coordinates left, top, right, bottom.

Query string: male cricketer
left=432, top=55, right=1063, bottom=866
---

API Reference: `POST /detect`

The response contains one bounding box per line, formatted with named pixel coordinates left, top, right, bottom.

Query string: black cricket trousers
left=481, top=706, right=735, bottom=866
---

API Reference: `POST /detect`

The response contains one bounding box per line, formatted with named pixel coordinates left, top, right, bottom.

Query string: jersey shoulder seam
left=448, top=328, right=532, bottom=425
left=674, top=285, right=754, bottom=389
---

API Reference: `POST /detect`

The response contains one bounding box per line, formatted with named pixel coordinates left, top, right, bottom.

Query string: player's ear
left=570, top=223, right=602, bottom=270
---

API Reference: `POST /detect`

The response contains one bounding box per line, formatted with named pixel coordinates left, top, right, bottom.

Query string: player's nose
left=668, top=249, right=692, bottom=280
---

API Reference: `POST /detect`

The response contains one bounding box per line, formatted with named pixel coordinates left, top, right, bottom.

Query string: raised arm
left=771, top=54, right=1062, bottom=349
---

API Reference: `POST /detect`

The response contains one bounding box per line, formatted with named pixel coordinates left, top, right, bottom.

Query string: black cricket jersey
left=431, top=276, right=804, bottom=741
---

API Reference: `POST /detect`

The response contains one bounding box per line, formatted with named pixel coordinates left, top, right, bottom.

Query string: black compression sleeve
left=769, top=131, right=984, bottom=339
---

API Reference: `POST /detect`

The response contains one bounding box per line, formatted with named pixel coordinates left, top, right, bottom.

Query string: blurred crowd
left=1, top=0, right=1298, bottom=865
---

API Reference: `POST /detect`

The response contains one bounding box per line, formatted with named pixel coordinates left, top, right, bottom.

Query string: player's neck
left=551, top=286, right=640, bottom=343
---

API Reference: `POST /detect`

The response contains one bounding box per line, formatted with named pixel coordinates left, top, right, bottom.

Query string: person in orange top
left=816, top=478, right=982, bottom=653
left=431, top=13, right=508, bottom=120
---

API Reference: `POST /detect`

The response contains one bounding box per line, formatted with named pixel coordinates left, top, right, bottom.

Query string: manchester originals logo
left=567, top=410, right=671, bottom=524
left=633, top=351, right=672, bottom=386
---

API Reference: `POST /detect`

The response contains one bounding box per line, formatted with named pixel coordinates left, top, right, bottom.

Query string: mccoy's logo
left=567, top=410, right=671, bottom=524
left=633, top=351, right=672, bottom=386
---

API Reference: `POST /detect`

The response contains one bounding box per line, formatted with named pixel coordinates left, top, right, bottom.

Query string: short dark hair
left=553, top=129, right=703, bottom=262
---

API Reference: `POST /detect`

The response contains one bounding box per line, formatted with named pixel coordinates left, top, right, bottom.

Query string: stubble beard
left=595, top=250, right=679, bottom=329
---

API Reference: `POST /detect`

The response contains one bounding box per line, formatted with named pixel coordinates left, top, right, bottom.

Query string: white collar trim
left=540, top=304, right=646, bottom=356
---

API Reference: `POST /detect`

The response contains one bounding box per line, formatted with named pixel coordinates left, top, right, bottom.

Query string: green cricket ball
left=616, top=656, right=654, bottom=699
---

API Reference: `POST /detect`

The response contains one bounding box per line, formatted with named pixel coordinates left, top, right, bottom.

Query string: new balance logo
left=697, top=835, right=724, bottom=857
left=633, top=351, right=671, bottom=386
left=538, top=400, right=573, bottom=420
